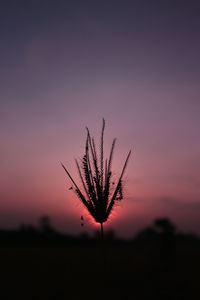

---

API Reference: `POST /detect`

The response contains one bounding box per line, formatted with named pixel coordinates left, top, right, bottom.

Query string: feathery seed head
left=61, top=120, right=131, bottom=224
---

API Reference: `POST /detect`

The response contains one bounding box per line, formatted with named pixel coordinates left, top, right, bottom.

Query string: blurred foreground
left=1, top=242, right=200, bottom=299
left=0, top=218, right=200, bottom=299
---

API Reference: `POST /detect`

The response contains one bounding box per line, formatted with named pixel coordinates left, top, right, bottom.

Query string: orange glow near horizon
left=1, top=1, right=200, bottom=237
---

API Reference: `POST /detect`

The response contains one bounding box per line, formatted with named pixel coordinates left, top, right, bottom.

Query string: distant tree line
left=0, top=216, right=199, bottom=250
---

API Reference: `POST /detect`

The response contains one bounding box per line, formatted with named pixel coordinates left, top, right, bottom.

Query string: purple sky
left=0, top=0, right=200, bottom=237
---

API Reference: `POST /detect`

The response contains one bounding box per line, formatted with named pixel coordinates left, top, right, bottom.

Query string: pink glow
left=1, top=1, right=200, bottom=237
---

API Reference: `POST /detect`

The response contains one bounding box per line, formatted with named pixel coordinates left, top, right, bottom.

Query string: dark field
left=1, top=242, right=200, bottom=300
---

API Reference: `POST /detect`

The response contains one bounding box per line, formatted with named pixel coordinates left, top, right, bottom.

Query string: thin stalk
left=100, top=222, right=107, bottom=281
left=100, top=222, right=104, bottom=241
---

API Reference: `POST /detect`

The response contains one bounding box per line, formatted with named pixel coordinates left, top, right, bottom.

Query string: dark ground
left=0, top=241, right=200, bottom=300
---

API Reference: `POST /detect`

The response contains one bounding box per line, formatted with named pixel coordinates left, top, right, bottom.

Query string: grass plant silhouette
left=61, top=119, right=131, bottom=238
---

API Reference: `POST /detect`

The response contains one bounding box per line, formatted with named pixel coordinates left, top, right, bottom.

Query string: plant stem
left=100, top=222, right=104, bottom=241
left=100, top=222, right=105, bottom=274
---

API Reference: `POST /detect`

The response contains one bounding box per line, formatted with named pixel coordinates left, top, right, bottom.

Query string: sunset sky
left=1, top=0, right=200, bottom=237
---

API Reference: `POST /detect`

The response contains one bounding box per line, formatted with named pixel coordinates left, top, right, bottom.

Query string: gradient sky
left=1, top=0, right=200, bottom=237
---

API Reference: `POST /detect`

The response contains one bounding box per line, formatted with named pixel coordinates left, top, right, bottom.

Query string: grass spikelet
left=61, top=119, right=131, bottom=236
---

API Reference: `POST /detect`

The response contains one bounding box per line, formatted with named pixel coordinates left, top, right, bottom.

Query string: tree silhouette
left=154, top=218, right=176, bottom=258
left=39, top=216, right=55, bottom=235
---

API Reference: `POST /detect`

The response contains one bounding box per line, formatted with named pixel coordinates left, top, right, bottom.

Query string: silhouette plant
left=61, top=119, right=131, bottom=238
